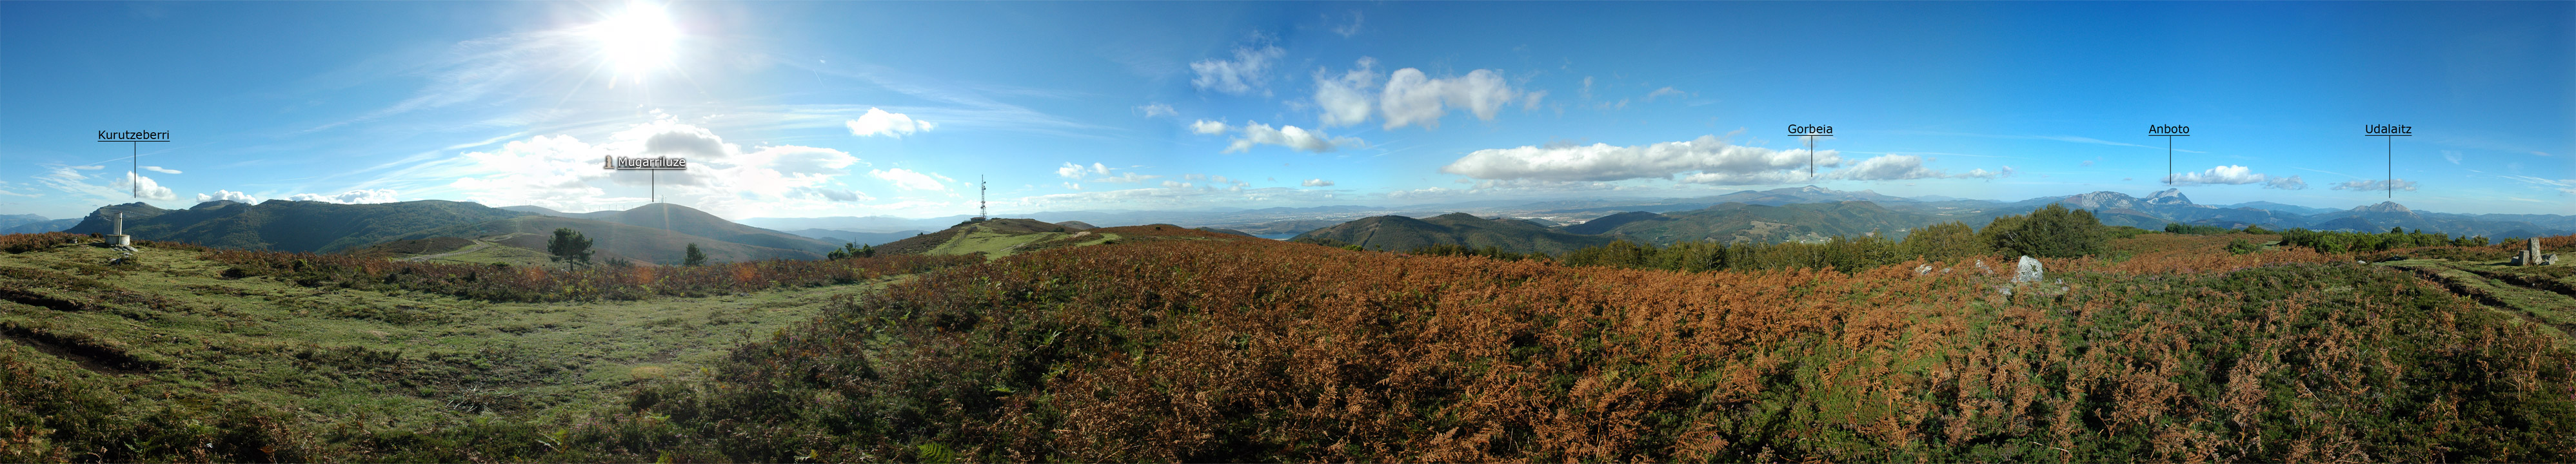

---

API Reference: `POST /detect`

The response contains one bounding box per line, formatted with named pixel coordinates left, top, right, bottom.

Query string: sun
left=587, top=1, right=680, bottom=84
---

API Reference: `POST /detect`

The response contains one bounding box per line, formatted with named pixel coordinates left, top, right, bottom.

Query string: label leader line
left=2148, top=125, right=2188, bottom=186
left=96, top=130, right=173, bottom=198
left=2363, top=124, right=2411, bottom=198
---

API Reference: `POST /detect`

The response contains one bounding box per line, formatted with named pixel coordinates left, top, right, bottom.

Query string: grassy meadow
left=1, top=226, right=2572, bottom=461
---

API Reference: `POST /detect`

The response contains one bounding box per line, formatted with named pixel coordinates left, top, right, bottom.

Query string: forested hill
left=1290, top=213, right=1614, bottom=255
left=63, top=199, right=531, bottom=253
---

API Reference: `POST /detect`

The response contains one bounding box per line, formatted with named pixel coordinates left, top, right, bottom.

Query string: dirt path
left=2383, top=260, right=2576, bottom=344
left=401, top=241, right=490, bottom=262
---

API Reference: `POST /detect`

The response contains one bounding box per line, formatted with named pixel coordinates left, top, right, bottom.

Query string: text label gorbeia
left=604, top=155, right=689, bottom=169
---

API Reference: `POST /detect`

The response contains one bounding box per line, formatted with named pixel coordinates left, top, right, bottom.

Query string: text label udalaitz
left=2363, top=124, right=2412, bottom=135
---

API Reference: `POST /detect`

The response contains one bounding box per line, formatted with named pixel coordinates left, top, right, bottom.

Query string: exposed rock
left=2512, top=238, right=2561, bottom=266
left=1916, top=265, right=1934, bottom=275
left=2014, top=256, right=2044, bottom=283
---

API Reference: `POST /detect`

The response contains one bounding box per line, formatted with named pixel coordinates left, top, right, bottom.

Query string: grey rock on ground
left=2014, top=256, right=2044, bottom=283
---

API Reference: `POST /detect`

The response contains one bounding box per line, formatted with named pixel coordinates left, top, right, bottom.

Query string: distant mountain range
left=47, top=200, right=835, bottom=265
left=1285, top=186, right=2575, bottom=255
left=1291, top=213, right=1614, bottom=255
left=0, top=213, right=75, bottom=234
left=18, top=186, right=2570, bottom=262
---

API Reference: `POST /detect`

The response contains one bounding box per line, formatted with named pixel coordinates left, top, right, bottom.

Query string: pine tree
left=684, top=243, right=707, bottom=266
left=546, top=227, right=594, bottom=271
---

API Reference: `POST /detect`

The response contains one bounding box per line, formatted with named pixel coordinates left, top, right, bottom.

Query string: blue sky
left=3, top=1, right=2570, bottom=220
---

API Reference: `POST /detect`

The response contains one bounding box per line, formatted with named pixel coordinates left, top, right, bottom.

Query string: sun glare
left=588, top=1, right=679, bottom=83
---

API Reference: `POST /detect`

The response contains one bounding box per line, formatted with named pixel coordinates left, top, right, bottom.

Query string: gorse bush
left=557, top=235, right=2574, bottom=462
left=1984, top=204, right=2106, bottom=258
left=2279, top=227, right=2491, bottom=253
left=0, top=232, right=87, bottom=254
left=2164, top=222, right=2234, bottom=235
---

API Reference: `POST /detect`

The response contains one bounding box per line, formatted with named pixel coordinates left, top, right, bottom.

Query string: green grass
left=409, top=237, right=558, bottom=267
left=2379, top=259, right=2576, bottom=347
left=0, top=241, right=897, bottom=460
left=925, top=225, right=1116, bottom=260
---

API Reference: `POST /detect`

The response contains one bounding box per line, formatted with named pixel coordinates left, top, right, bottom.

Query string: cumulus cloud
left=845, top=108, right=936, bottom=137
left=1313, top=58, right=1379, bottom=128
left=285, top=189, right=399, bottom=204
left=110, top=173, right=179, bottom=200
left=1442, top=135, right=1839, bottom=183
left=446, top=116, right=873, bottom=217
left=2329, top=179, right=2419, bottom=192
left=1225, top=122, right=1362, bottom=153
left=1827, top=155, right=2010, bottom=181
left=870, top=168, right=949, bottom=191
left=1301, top=179, right=1335, bottom=187
left=1137, top=103, right=1176, bottom=118
left=142, top=166, right=182, bottom=175
left=1189, top=119, right=1229, bottom=135
left=1189, top=44, right=1284, bottom=95
left=1093, top=171, right=1160, bottom=184
left=1380, top=68, right=1520, bottom=130
left=1056, top=162, right=1092, bottom=179
left=195, top=189, right=258, bottom=204
left=2163, top=165, right=2306, bottom=189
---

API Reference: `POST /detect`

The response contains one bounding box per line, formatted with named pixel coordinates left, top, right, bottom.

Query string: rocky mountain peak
left=2143, top=188, right=2194, bottom=206
left=2352, top=201, right=2413, bottom=214
left=2057, top=191, right=2141, bottom=210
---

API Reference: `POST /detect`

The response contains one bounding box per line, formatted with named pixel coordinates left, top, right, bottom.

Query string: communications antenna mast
left=978, top=175, right=987, bottom=220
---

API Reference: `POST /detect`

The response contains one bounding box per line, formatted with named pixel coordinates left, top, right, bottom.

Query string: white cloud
left=870, top=168, right=949, bottom=191
left=1160, top=180, right=1194, bottom=188
left=1380, top=68, right=1520, bottom=130
left=1094, top=171, right=1160, bottom=184
left=1056, top=162, right=1090, bottom=179
left=1189, top=45, right=1284, bottom=95
left=142, top=166, right=182, bottom=175
left=2330, top=179, right=2419, bottom=192
left=2164, top=165, right=2306, bottom=189
left=1225, top=122, right=1362, bottom=153
left=1827, top=155, right=2010, bottom=181
left=2443, top=150, right=2463, bottom=164
left=2496, top=175, right=2576, bottom=195
left=1062, top=182, right=1081, bottom=190
left=1442, top=135, right=1839, bottom=183
left=1137, top=103, right=1176, bottom=118
left=1644, top=86, right=1685, bottom=102
left=446, top=116, right=873, bottom=217
left=109, top=173, right=179, bottom=201
left=195, top=189, right=259, bottom=204
left=285, top=189, right=399, bottom=204
left=1331, top=11, right=1364, bottom=37
left=1313, top=58, right=1380, bottom=128
left=71, top=165, right=103, bottom=170
left=1190, top=119, right=1229, bottom=135
left=1302, top=179, right=1335, bottom=187
left=845, top=108, right=936, bottom=137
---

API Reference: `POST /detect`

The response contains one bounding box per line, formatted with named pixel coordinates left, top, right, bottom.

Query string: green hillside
left=390, top=216, right=822, bottom=264
left=1291, top=213, right=1614, bottom=255
left=1603, top=201, right=1939, bottom=245
left=64, top=200, right=531, bottom=253
left=594, top=203, right=839, bottom=254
